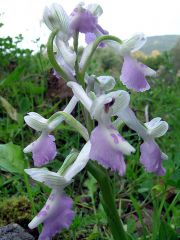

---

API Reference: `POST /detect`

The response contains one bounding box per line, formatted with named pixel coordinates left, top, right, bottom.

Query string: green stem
left=73, top=31, right=79, bottom=79
left=47, top=29, right=71, bottom=81
left=87, top=162, right=127, bottom=240
left=80, top=35, right=122, bottom=78
left=73, top=31, right=126, bottom=239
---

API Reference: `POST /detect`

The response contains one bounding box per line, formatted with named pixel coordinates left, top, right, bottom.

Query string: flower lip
left=120, top=55, right=155, bottom=92
left=30, top=134, right=57, bottom=167
left=140, top=140, right=166, bottom=176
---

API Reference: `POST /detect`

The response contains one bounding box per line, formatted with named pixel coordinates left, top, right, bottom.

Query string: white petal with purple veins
left=24, top=168, right=71, bottom=189
left=145, top=118, right=169, bottom=138
left=43, top=3, right=70, bottom=40
left=24, top=112, right=48, bottom=132
left=144, top=117, right=162, bottom=129
left=87, top=4, right=103, bottom=17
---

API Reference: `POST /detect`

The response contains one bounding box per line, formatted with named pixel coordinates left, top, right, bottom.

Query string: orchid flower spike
left=68, top=81, right=135, bottom=176
left=25, top=142, right=91, bottom=239
left=24, top=96, right=78, bottom=167
left=118, top=107, right=169, bottom=175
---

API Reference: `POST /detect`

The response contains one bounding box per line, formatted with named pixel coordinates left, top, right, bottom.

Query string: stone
left=0, top=223, right=34, bottom=240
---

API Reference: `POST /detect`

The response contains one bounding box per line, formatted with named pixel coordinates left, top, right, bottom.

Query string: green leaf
left=0, top=65, right=24, bottom=87
left=0, top=143, right=25, bottom=174
left=159, top=220, right=178, bottom=240
left=84, top=172, right=97, bottom=196
left=0, top=96, right=18, bottom=121
left=58, top=149, right=79, bottom=175
left=87, top=232, right=101, bottom=240
left=49, top=111, right=89, bottom=141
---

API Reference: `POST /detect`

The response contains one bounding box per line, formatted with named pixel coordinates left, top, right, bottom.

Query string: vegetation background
left=0, top=22, right=179, bottom=239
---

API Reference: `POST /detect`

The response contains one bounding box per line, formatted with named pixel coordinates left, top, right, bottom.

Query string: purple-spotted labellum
left=120, top=55, right=156, bottom=92
left=30, top=191, right=74, bottom=240
left=90, top=125, right=128, bottom=176
left=32, top=134, right=57, bottom=167
left=140, top=140, right=166, bottom=175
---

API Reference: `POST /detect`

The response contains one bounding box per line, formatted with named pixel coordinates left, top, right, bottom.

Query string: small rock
left=0, top=223, right=34, bottom=240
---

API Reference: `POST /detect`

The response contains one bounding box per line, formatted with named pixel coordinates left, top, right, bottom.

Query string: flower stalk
left=87, top=162, right=127, bottom=240
left=47, top=29, right=71, bottom=81
left=80, top=35, right=122, bottom=78
left=71, top=34, right=128, bottom=239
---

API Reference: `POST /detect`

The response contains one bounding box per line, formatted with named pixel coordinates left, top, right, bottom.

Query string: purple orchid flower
left=70, top=3, right=108, bottom=45
left=119, top=34, right=156, bottom=92
left=118, top=108, right=168, bottom=175
left=24, top=97, right=78, bottom=167
left=24, top=113, right=57, bottom=167
left=27, top=189, right=74, bottom=240
left=25, top=142, right=91, bottom=238
left=68, top=81, right=135, bottom=176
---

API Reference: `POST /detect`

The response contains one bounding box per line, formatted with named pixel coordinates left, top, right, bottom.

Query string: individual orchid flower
left=68, top=81, right=135, bottom=176
left=25, top=142, right=91, bottom=239
left=93, top=32, right=156, bottom=91
left=24, top=96, right=78, bottom=167
left=118, top=107, right=168, bottom=175
left=116, top=33, right=156, bottom=92
left=70, top=2, right=108, bottom=45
